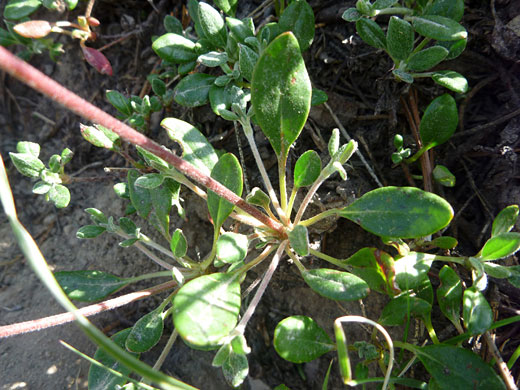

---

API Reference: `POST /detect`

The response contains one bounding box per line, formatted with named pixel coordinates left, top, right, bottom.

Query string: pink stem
left=0, top=46, right=284, bottom=236
left=0, top=280, right=176, bottom=338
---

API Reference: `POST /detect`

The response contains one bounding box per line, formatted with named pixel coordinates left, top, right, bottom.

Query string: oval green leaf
left=436, top=265, right=462, bottom=327
left=4, top=0, right=41, bottom=20
left=222, top=351, right=249, bottom=387
left=54, top=270, right=128, bottom=302
left=288, top=224, right=310, bottom=256
left=106, top=90, right=132, bottom=116
left=274, top=316, right=334, bottom=363
left=463, top=286, right=493, bottom=335
left=134, top=173, right=165, bottom=189
left=173, top=73, right=216, bottom=107
left=213, top=0, right=237, bottom=16
left=238, top=43, right=258, bottom=82
left=425, top=0, right=464, bottom=22
left=216, top=232, right=248, bottom=264
left=479, top=232, right=520, bottom=261
left=76, top=225, right=106, bottom=239
left=387, top=16, right=414, bottom=61
left=419, top=94, right=458, bottom=148
left=251, top=32, right=312, bottom=158
left=412, top=15, right=467, bottom=41
left=126, top=310, right=164, bottom=353
left=379, top=294, right=431, bottom=326
left=492, top=205, right=519, bottom=237
left=198, top=2, right=227, bottom=48
left=173, top=273, right=241, bottom=350
left=207, top=153, right=243, bottom=230
left=355, top=18, right=386, bottom=50
left=278, top=0, right=315, bottom=52
left=49, top=184, right=70, bottom=208
left=406, top=46, right=449, bottom=72
left=432, top=164, right=456, bottom=187
left=294, top=150, right=321, bottom=188
left=302, top=268, right=369, bottom=301
left=170, top=228, right=188, bottom=258
left=394, top=252, right=433, bottom=290
left=340, top=187, right=454, bottom=238
left=9, top=152, right=45, bottom=178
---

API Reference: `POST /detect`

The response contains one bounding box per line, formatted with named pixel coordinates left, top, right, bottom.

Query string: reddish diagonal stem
left=0, top=280, right=177, bottom=338
left=0, top=47, right=284, bottom=235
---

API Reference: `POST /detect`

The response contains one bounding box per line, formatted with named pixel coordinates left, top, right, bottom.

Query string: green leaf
left=479, top=232, right=520, bottom=261
left=126, top=310, right=164, bottom=353
left=88, top=329, right=139, bottom=390
left=372, top=0, right=398, bottom=9
left=278, top=0, right=315, bottom=52
left=412, top=15, right=467, bottom=41
left=197, top=51, right=228, bottom=67
left=340, top=186, right=454, bottom=238
left=9, top=152, right=45, bottom=177
left=80, top=124, right=120, bottom=151
left=436, top=265, right=462, bottom=327
left=161, top=117, right=219, bottom=176
left=463, top=286, right=493, bottom=335
left=173, top=73, right=216, bottom=107
left=311, top=88, right=328, bottom=106
left=387, top=17, right=414, bottom=61
left=207, top=153, right=243, bottom=229
left=222, top=350, right=249, bottom=387
left=163, top=15, right=183, bottom=34
left=32, top=181, right=51, bottom=195
left=483, top=262, right=511, bottom=279
left=212, top=343, right=232, bottom=367
left=127, top=170, right=153, bottom=218
left=415, top=344, right=506, bottom=390
left=342, top=247, right=396, bottom=295
left=274, top=316, right=334, bottom=363
left=438, top=38, right=467, bottom=60
left=65, top=0, right=77, bottom=9
left=134, top=173, right=165, bottom=189
left=61, top=148, right=73, bottom=165
left=431, top=70, right=468, bottom=93
left=379, top=294, right=431, bottom=326
left=213, top=0, right=237, bottom=16
left=16, top=141, right=40, bottom=157
left=198, top=2, right=227, bottom=48
left=226, top=17, right=254, bottom=44
left=0, top=27, right=18, bottom=46
left=238, top=44, right=258, bottom=82
left=55, top=270, right=129, bottom=302
left=106, top=90, right=132, bottom=116
left=419, top=94, right=458, bottom=148
left=355, top=18, right=386, bottom=50
left=342, top=8, right=361, bottom=22
left=288, top=224, right=310, bottom=256
left=251, top=32, right=312, bottom=158
left=76, top=225, right=106, bottom=239
left=431, top=236, right=457, bottom=249
left=119, top=217, right=137, bottom=235
left=49, top=184, right=70, bottom=208
left=173, top=273, right=241, bottom=350
left=170, top=229, right=188, bottom=258
left=492, top=205, right=519, bottom=236
left=302, top=268, right=369, bottom=301
left=392, top=69, right=414, bottom=84
left=246, top=187, right=271, bottom=209
left=425, top=0, right=464, bottom=22
left=394, top=252, right=433, bottom=290
left=294, top=150, right=321, bottom=188
left=406, top=46, right=449, bottom=72
left=507, top=266, right=520, bottom=288
left=433, top=164, right=456, bottom=187
left=152, top=33, right=198, bottom=63
left=151, top=78, right=167, bottom=97
left=216, top=232, right=248, bottom=264
left=4, top=0, right=41, bottom=20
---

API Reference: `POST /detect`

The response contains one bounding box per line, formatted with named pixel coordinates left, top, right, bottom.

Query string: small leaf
left=425, top=0, right=464, bottom=22
left=61, top=148, right=73, bottom=164
left=119, top=238, right=138, bottom=247
left=302, top=268, right=369, bottom=301
left=478, top=232, right=520, bottom=261
left=126, top=310, right=164, bottom=353
left=198, top=2, right=227, bottom=48
left=406, top=46, right=449, bottom=72
left=431, top=70, right=468, bottom=93
left=213, top=0, right=237, bottom=16
left=431, top=236, right=458, bottom=249
left=212, top=343, right=232, bottom=367
left=81, top=46, right=113, bottom=76
left=170, top=229, right=188, bottom=258
left=394, top=252, right=433, bottom=290
left=207, top=153, right=243, bottom=230
left=152, top=33, right=198, bottom=63
left=173, top=273, right=241, bottom=350
left=222, top=351, right=249, bottom=387
left=163, top=14, right=183, bottom=34
left=340, top=186, right=454, bottom=238
left=387, top=17, right=414, bottom=61
left=328, top=129, right=340, bottom=157
left=55, top=270, right=128, bottom=302
left=9, top=152, right=45, bottom=177
left=415, top=344, right=506, bottom=390
left=226, top=17, right=254, bottom=44
left=216, top=232, right=248, bottom=264
left=88, top=329, right=139, bottom=390
left=76, top=225, right=106, bottom=239
left=463, top=286, right=493, bottom=335
left=436, top=265, right=462, bottom=327
left=251, top=32, right=312, bottom=159
left=288, top=224, right=310, bottom=256
left=80, top=123, right=120, bottom=150
left=238, top=44, right=258, bottom=82
left=119, top=217, right=137, bottom=235
left=355, top=18, right=386, bottom=50
left=174, top=73, right=216, bottom=107
left=433, top=164, right=456, bottom=187
left=294, top=150, right=321, bottom=188
left=412, top=15, right=467, bottom=41
left=372, top=0, right=398, bottom=9
left=491, top=205, right=519, bottom=236
left=342, top=8, right=361, bottom=22
left=4, top=0, right=42, bottom=20
left=151, top=78, right=167, bottom=97
left=13, top=20, right=51, bottom=38
left=311, top=88, right=328, bottom=106
left=483, top=262, right=511, bottom=279
left=127, top=170, right=152, bottom=218
left=379, top=294, right=431, bottom=326
left=16, top=141, right=40, bottom=157
left=392, top=69, right=414, bottom=84
left=32, top=181, right=51, bottom=195
left=197, top=51, right=228, bottom=67
left=438, top=38, right=467, bottom=60
left=49, top=184, right=70, bottom=208
left=419, top=94, right=458, bottom=148
left=274, top=316, right=334, bottom=363
left=161, top=117, right=219, bottom=175
left=246, top=187, right=271, bottom=209
left=278, top=0, right=315, bottom=52
left=134, top=173, right=165, bottom=189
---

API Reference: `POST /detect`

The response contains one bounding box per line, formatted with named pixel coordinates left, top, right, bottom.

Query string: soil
left=1, top=1, right=520, bottom=389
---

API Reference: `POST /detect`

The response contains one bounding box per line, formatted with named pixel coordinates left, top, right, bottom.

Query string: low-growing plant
left=1, top=2, right=519, bottom=389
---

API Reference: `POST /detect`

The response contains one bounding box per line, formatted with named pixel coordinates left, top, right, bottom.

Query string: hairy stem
left=0, top=47, right=284, bottom=236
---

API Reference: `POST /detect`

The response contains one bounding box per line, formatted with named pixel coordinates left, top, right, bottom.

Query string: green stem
left=422, top=315, right=440, bottom=344
left=127, top=270, right=174, bottom=284
left=233, top=244, right=276, bottom=275
left=293, top=173, right=328, bottom=225
left=200, top=229, right=219, bottom=271
left=285, top=248, right=306, bottom=273
left=286, top=186, right=298, bottom=221
left=279, top=155, right=288, bottom=218
left=309, top=247, right=346, bottom=269
left=299, top=208, right=340, bottom=228
left=406, top=144, right=430, bottom=164
left=138, top=233, right=197, bottom=269
left=410, top=37, right=431, bottom=55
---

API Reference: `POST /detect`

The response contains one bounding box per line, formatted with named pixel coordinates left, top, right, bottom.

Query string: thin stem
left=139, top=233, right=197, bottom=268
left=299, top=208, right=339, bottom=228
left=309, top=247, right=346, bottom=269
left=293, top=174, right=327, bottom=225
left=134, top=242, right=175, bottom=270
left=278, top=156, right=288, bottom=215
left=234, top=242, right=287, bottom=335
left=233, top=244, right=276, bottom=275
left=484, top=331, right=518, bottom=390
left=152, top=329, right=178, bottom=371
left=0, top=280, right=177, bottom=338
left=285, top=248, right=306, bottom=273
left=127, top=270, right=173, bottom=283
left=286, top=186, right=298, bottom=221
left=0, top=46, right=284, bottom=236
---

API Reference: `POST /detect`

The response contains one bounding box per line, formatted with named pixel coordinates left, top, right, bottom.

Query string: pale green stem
left=410, top=37, right=431, bottom=55
left=299, top=207, right=339, bottom=228
left=285, top=248, right=306, bottom=273
left=200, top=229, right=219, bottom=271
left=134, top=242, right=175, bottom=270
left=309, top=247, right=346, bottom=269
left=127, top=270, right=174, bottom=284
left=233, top=244, right=276, bottom=275
left=278, top=155, right=288, bottom=215
left=293, top=173, right=327, bottom=225
left=422, top=315, right=439, bottom=344
left=286, top=186, right=298, bottom=221
left=166, top=172, right=207, bottom=200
